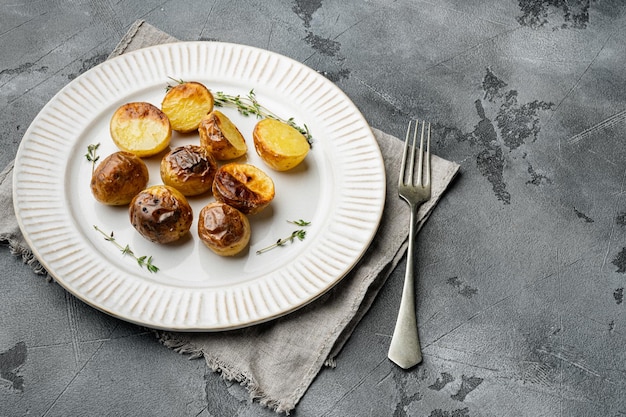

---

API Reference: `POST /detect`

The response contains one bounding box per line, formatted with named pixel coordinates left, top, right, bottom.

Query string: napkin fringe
left=324, top=357, right=337, bottom=368
left=155, top=331, right=295, bottom=414
left=158, top=332, right=203, bottom=359
left=2, top=235, right=50, bottom=280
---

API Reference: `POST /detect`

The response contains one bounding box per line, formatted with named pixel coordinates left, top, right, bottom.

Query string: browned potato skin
left=160, top=145, right=217, bottom=196
left=161, top=82, right=214, bottom=133
left=129, top=185, right=193, bottom=244
left=90, top=151, right=149, bottom=205
left=212, top=164, right=275, bottom=215
left=198, top=202, right=251, bottom=256
left=198, top=110, right=247, bottom=160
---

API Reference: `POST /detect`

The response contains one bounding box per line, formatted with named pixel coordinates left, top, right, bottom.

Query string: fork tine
left=407, top=121, right=418, bottom=185
left=424, top=122, right=431, bottom=186
left=416, top=121, right=425, bottom=186
left=399, top=121, right=412, bottom=187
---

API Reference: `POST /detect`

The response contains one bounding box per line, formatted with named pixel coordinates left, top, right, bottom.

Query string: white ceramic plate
left=13, top=42, right=385, bottom=331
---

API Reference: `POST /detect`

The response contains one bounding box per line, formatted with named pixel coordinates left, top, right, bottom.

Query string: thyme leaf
left=288, top=219, right=311, bottom=227
left=256, top=220, right=311, bottom=255
left=93, top=225, right=160, bottom=273
left=85, top=143, right=100, bottom=174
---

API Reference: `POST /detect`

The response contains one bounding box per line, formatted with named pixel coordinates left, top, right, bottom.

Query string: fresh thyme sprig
left=214, top=89, right=313, bottom=146
left=256, top=220, right=311, bottom=255
left=85, top=143, right=100, bottom=174
left=93, top=225, right=159, bottom=273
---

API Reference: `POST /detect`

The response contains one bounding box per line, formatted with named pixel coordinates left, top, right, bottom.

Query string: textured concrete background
left=2, top=1, right=626, bottom=416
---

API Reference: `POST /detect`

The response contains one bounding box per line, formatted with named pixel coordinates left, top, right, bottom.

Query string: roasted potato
left=253, top=118, right=309, bottom=171
left=129, top=185, right=193, bottom=244
left=160, top=145, right=217, bottom=196
left=212, top=163, right=275, bottom=215
left=198, top=110, right=247, bottom=160
left=198, top=202, right=251, bottom=256
left=161, top=81, right=214, bottom=133
left=90, top=151, right=149, bottom=205
left=110, top=102, right=172, bottom=157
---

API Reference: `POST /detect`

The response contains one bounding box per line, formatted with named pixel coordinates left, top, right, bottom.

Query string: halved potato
left=161, top=81, right=214, bottom=133
left=110, top=102, right=172, bottom=157
left=212, top=163, right=275, bottom=215
left=253, top=118, right=309, bottom=171
left=198, top=110, right=247, bottom=160
left=198, top=202, right=251, bottom=256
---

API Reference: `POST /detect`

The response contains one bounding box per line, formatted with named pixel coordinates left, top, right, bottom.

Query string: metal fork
left=388, top=120, right=431, bottom=369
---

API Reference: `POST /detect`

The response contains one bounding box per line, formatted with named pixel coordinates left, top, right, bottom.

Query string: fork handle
left=388, top=204, right=423, bottom=369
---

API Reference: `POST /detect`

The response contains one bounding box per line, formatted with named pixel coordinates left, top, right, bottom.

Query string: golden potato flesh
left=90, top=151, right=149, bottom=205
left=198, top=110, right=248, bottom=160
left=198, top=202, right=251, bottom=256
left=253, top=118, right=309, bottom=171
left=160, top=145, right=217, bottom=196
left=161, top=81, right=214, bottom=133
left=212, top=163, right=275, bottom=215
left=129, top=185, right=193, bottom=244
left=110, top=102, right=172, bottom=157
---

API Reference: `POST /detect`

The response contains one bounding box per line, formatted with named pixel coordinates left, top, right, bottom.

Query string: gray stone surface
left=2, top=1, right=626, bottom=416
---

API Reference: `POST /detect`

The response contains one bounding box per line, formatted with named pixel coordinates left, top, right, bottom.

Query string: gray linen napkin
left=1, top=20, right=460, bottom=413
